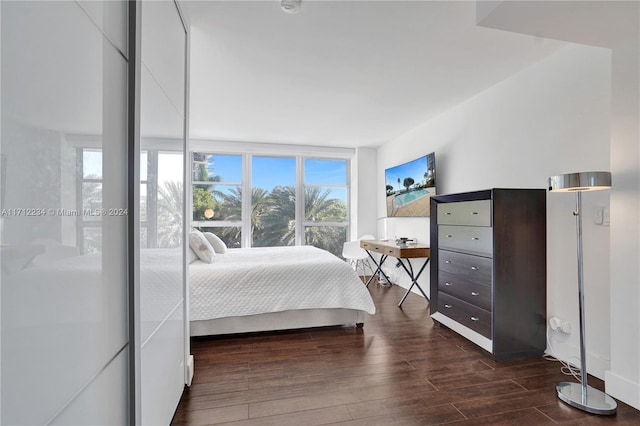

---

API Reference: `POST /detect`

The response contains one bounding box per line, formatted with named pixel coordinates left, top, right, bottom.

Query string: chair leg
left=363, top=259, right=374, bottom=278
left=356, top=259, right=364, bottom=278
left=348, top=258, right=357, bottom=271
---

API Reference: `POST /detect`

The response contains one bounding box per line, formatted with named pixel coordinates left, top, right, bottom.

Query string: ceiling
left=184, top=0, right=568, bottom=148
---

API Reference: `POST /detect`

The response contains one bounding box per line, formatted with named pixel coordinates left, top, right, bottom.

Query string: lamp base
left=557, top=382, right=617, bottom=415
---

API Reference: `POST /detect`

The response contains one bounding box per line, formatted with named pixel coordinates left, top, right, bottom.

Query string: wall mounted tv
left=385, top=153, right=436, bottom=217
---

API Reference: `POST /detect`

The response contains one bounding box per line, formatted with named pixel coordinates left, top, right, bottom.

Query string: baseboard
left=605, top=370, right=640, bottom=410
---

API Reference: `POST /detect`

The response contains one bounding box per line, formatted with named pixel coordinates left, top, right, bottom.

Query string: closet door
left=139, top=1, right=188, bottom=424
left=1, top=1, right=129, bottom=424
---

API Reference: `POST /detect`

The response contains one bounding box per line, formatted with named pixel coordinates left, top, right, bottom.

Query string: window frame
left=190, top=150, right=351, bottom=251
left=77, top=147, right=179, bottom=253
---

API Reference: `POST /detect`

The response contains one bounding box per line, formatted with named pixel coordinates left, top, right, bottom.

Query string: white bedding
left=4, top=249, right=183, bottom=339
left=189, top=246, right=376, bottom=321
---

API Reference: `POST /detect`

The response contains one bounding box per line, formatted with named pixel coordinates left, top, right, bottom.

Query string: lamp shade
left=548, top=171, right=611, bottom=192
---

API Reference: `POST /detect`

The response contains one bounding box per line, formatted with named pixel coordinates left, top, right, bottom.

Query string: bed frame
left=190, top=308, right=365, bottom=336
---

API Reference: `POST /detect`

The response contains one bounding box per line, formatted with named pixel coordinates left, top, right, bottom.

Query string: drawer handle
left=470, top=316, right=479, bottom=321
left=445, top=260, right=451, bottom=264
left=471, top=291, right=479, bottom=296
left=446, top=234, right=453, bottom=238
left=471, top=212, right=479, bottom=215
left=471, top=237, right=479, bottom=241
left=471, top=266, right=479, bottom=271
left=444, top=304, right=452, bottom=309
left=445, top=282, right=453, bottom=286
left=445, top=212, right=452, bottom=215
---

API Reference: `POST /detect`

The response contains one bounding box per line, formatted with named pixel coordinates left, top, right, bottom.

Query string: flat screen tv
left=385, top=153, right=436, bottom=217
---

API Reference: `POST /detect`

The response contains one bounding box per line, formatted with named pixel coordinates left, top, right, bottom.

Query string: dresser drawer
left=439, top=249, right=492, bottom=284
left=439, top=225, right=493, bottom=257
left=437, top=200, right=492, bottom=226
left=439, top=271, right=492, bottom=311
left=437, top=292, right=492, bottom=338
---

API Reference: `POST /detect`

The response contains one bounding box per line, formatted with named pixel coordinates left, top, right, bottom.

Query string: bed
left=189, top=245, right=376, bottom=336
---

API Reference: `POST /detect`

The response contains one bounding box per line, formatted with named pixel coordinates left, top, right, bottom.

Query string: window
left=78, top=148, right=183, bottom=253
left=192, top=154, right=243, bottom=248
left=156, top=152, right=184, bottom=248
left=251, top=156, right=296, bottom=247
left=303, top=159, right=349, bottom=256
left=79, top=148, right=102, bottom=254
left=191, top=152, right=350, bottom=256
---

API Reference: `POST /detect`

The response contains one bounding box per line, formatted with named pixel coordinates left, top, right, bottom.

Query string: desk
left=360, top=240, right=431, bottom=307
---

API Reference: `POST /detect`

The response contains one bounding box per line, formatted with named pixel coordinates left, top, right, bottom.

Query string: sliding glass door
left=1, top=1, right=129, bottom=423
left=139, top=1, right=188, bottom=424
left=1, top=1, right=189, bottom=424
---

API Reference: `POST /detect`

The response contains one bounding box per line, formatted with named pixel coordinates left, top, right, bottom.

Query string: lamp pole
left=574, top=191, right=588, bottom=404
left=549, top=171, right=616, bottom=415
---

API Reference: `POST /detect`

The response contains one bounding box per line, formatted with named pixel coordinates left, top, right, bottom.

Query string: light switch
left=594, top=207, right=603, bottom=225
left=603, top=207, right=610, bottom=225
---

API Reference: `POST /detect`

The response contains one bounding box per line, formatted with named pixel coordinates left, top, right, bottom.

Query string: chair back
left=342, top=240, right=367, bottom=260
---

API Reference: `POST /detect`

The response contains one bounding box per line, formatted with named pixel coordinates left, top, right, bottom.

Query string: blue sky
left=385, top=155, right=428, bottom=189
left=206, top=155, right=348, bottom=202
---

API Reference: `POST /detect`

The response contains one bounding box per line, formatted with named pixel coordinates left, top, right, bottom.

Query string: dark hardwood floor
left=172, top=282, right=640, bottom=425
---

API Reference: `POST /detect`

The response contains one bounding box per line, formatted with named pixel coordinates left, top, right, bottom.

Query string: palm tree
left=249, top=188, right=270, bottom=245
left=157, top=180, right=183, bottom=248
left=252, top=186, right=347, bottom=255
left=216, top=187, right=271, bottom=247
left=257, top=186, right=296, bottom=247
left=81, top=178, right=102, bottom=253
left=302, top=187, right=347, bottom=256
left=195, top=185, right=347, bottom=256
left=215, top=187, right=243, bottom=245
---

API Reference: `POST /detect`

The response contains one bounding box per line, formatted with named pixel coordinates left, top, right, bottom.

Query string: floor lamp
left=548, top=171, right=617, bottom=415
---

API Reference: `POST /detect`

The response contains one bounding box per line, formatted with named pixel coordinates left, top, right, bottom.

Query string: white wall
left=376, top=43, right=613, bottom=376
left=354, top=147, right=378, bottom=240
left=475, top=0, right=640, bottom=409
left=607, top=35, right=640, bottom=409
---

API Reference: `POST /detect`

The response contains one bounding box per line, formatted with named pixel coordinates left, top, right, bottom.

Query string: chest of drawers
left=430, top=189, right=546, bottom=360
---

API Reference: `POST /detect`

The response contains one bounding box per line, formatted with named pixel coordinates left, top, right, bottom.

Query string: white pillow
left=189, top=230, right=215, bottom=263
left=203, top=232, right=227, bottom=254
left=188, top=246, right=199, bottom=264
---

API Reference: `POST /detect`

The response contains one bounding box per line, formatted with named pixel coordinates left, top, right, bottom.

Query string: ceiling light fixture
left=281, top=0, right=301, bottom=14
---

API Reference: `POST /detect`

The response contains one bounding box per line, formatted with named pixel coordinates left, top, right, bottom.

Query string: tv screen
left=385, top=153, right=436, bottom=217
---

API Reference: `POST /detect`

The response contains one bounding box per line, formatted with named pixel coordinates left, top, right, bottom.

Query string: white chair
left=342, top=235, right=375, bottom=278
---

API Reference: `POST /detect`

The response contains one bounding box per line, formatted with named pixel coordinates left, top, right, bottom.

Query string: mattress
left=189, top=245, right=376, bottom=321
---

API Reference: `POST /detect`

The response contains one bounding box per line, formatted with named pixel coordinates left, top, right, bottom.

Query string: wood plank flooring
left=172, top=283, right=640, bottom=425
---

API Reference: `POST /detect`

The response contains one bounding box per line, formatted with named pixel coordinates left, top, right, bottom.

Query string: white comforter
left=189, top=246, right=376, bottom=321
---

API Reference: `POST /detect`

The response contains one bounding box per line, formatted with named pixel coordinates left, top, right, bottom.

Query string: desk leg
left=364, top=251, right=393, bottom=288
left=397, top=258, right=430, bottom=307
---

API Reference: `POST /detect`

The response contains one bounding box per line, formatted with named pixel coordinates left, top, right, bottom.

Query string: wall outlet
left=549, top=317, right=571, bottom=334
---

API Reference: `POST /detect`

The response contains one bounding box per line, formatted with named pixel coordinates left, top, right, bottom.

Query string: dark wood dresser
left=430, top=189, right=547, bottom=360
